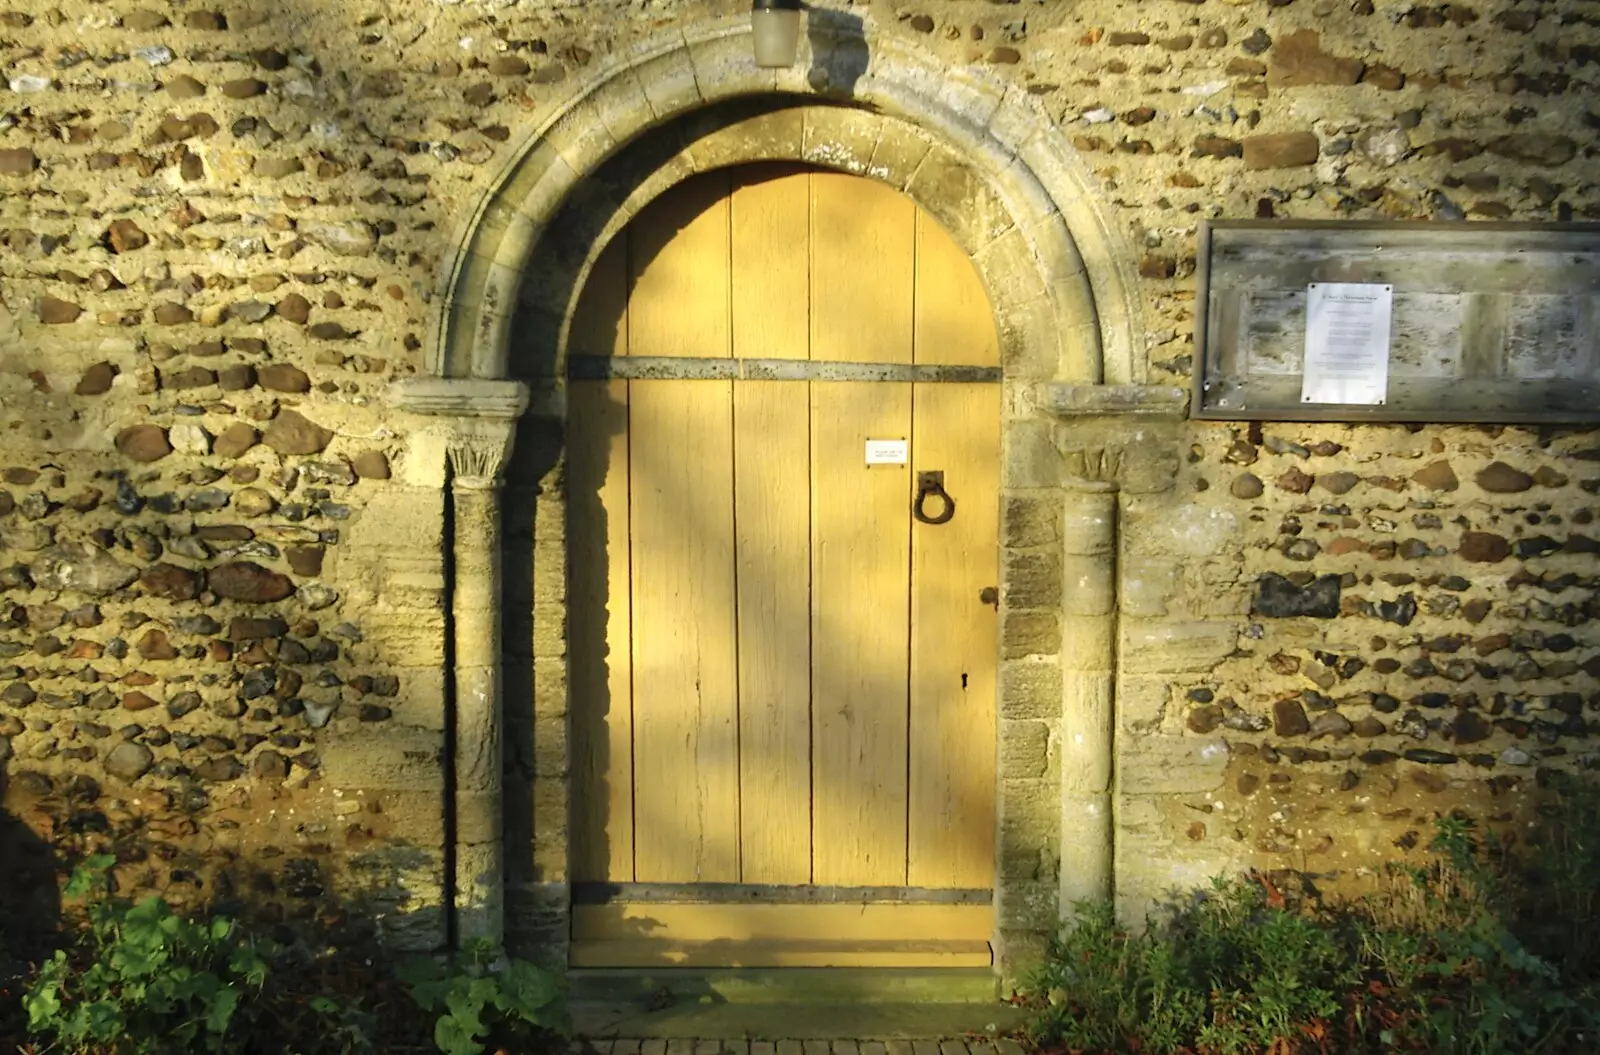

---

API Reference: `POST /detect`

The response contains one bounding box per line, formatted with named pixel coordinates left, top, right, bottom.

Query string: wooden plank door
left=566, top=165, right=1001, bottom=968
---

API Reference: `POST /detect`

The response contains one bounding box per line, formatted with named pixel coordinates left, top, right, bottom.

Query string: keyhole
left=961, top=672, right=969, bottom=689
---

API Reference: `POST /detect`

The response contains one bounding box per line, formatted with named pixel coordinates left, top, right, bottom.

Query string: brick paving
left=575, top=1041, right=1027, bottom=1055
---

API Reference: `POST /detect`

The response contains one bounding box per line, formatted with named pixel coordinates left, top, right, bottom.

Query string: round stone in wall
left=263, top=410, right=333, bottom=455
left=115, top=424, right=172, bottom=462
left=1476, top=461, right=1534, bottom=493
left=351, top=450, right=389, bottom=479
left=252, top=749, right=289, bottom=781
left=209, top=561, right=294, bottom=602
left=104, top=741, right=154, bottom=782
left=234, top=488, right=276, bottom=517
left=30, top=543, right=139, bottom=595
left=296, top=583, right=338, bottom=610
left=214, top=423, right=259, bottom=459
left=170, top=423, right=211, bottom=455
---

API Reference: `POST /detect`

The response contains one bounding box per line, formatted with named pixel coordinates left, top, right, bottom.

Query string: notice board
left=1191, top=220, right=1600, bottom=423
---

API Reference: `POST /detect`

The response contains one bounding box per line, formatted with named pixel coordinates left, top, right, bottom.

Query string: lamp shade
left=751, top=0, right=802, bottom=68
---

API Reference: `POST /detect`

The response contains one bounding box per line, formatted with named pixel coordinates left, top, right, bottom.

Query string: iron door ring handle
left=914, top=471, right=955, bottom=525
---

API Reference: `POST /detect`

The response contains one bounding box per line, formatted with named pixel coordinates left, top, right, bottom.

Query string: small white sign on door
left=864, top=439, right=908, bottom=465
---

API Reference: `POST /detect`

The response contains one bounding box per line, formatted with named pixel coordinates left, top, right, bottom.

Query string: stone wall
left=1, top=0, right=1597, bottom=974
left=1112, top=422, right=1600, bottom=917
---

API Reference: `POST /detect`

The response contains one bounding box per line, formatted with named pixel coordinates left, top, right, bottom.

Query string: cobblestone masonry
left=1, top=0, right=1598, bottom=987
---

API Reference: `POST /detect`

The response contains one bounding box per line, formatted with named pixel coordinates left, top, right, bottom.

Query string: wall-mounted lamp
left=751, top=0, right=803, bottom=68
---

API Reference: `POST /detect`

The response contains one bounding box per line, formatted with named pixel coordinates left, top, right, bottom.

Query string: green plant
left=1027, top=810, right=1600, bottom=1055
left=1035, top=876, right=1350, bottom=1055
left=23, top=854, right=268, bottom=1055
left=291, top=995, right=379, bottom=1055
left=396, top=938, right=568, bottom=1055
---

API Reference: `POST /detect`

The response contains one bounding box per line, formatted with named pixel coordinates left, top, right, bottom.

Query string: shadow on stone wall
left=0, top=778, right=446, bottom=1050
left=0, top=768, right=61, bottom=1043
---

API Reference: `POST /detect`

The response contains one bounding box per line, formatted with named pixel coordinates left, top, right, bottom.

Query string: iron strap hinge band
left=568, top=354, right=1002, bottom=383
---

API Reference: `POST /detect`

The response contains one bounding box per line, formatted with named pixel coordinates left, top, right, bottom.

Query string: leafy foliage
left=16, top=856, right=407, bottom=1055
left=396, top=939, right=568, bottom=1055
left=23, top=855, right=268, bottom=1055
left=1028, top=808, right=1600, bottom=1055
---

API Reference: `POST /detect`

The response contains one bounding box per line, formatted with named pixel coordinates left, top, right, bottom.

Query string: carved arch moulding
left=419, top=13, right=1146, bottom=391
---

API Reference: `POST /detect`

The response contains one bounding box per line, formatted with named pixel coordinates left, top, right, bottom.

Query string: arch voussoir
left=434, top=14, right=1140, bottom=386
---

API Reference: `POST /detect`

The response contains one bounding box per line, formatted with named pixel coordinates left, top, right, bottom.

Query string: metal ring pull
left=913, top=470, right=955, bottom=525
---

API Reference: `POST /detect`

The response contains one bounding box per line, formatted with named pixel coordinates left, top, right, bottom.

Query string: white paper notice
left=1300, top=282, right=1394, bottom=405
left=864, top=439, right=908, bottom=465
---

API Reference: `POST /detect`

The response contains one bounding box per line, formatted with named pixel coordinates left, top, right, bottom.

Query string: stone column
left=448, top=422, right=515, bottom=949
left=1036, top=384, right=1189, bottom=924
left=1058, top=453, right=1119, bottom=915
left=392, top=378, right=530, bottom=953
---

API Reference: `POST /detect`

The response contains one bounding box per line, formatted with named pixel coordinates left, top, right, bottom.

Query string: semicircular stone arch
left=429, top=13, right=1143, bottom=387
left=506, top=101, right=1075, bottom=387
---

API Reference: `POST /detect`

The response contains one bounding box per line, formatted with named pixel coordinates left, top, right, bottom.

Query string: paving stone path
left=575, top=1042, right=1027, bottom=1055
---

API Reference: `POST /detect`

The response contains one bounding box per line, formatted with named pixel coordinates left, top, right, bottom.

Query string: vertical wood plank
left=734, top=381, right=812, bottom=884
left=908, top=382, right=1001, bottom=889
left=811, top=171, right=915, bottom=364
left=629, top=170, right=733, bottom=360
left=732, top=164, right=813, bottom=882
left=913, top=211, right=999, bottom=367
left=810, top=381, right=912, bottom=886
left=809, top=169, right=916, bottom=887
left=627, top=168, right=740, bottom=883
left=732, top=165, right=812, bottom=361
left=569, top=232, right=632, bottom=883
left=908, top=204, right=1000, bottom=887
left=629, top=379, right=741, bottom=882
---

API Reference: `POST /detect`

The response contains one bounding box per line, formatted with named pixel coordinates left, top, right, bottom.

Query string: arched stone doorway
left=391, top=14, right=1151, bottom=981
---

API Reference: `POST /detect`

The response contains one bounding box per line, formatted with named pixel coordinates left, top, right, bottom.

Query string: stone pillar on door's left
left=447, top=421, right=515, bottom=950
left=393, top=378, right=529, bottom=953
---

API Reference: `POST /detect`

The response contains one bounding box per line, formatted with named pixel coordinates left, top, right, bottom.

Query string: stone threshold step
left=569, top=968, right=1001, bottom=1006
left=571, top=1001, right=1030, bottom=1042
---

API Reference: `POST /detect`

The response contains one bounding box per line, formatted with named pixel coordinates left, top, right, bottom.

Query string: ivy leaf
left=434, top=1012, right=484, bottom=1055
left=23, top=981, right=62, bottom=1030
left=406, top=978, right=453, bottom=1013
left=63, top=854, right=115, bottom=899
left=444, top=986, right=488, bottom=1037
left=84, top=1001, right=123, bottom=1041
left=206, top=986, right=240, bottom=1034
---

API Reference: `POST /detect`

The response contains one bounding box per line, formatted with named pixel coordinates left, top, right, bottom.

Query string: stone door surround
left=389, top=13, right=1165, bottom=979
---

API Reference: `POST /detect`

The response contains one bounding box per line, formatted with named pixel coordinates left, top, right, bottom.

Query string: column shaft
left=1060, top=484, right=1117, bottom=915
left=452, top=476, right=506, bottom=948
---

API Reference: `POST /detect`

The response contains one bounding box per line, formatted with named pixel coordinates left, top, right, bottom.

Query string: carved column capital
left=446, top=420, right=519, bottom=491
left=391, top=377, right=530, bottom=492
left=1039, top=383, right=1190, bottom=496
left=1060, top=446, right=1124, bottom=493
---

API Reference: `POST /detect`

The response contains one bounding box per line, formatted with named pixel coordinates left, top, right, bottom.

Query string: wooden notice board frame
left=1191, top=220, right=1600, bottom=424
